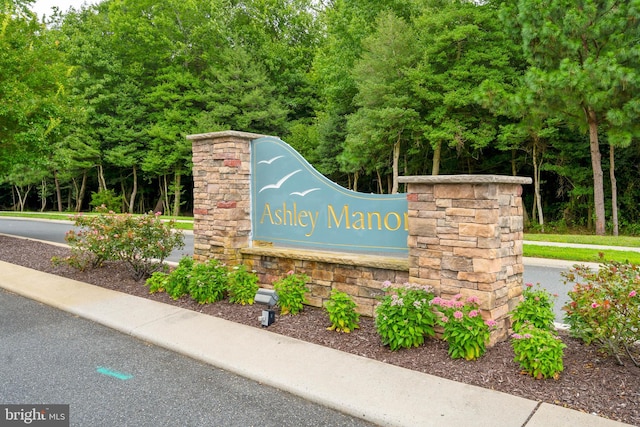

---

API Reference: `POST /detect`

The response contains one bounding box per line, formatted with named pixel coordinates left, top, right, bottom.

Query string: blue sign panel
left=251, top=136, right=408, bottom=255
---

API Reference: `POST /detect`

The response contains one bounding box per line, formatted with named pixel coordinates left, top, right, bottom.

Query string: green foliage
left=7, top=0, right=640, bottom=229
left=511, top=324, right=566, bottom=380
left=187, top=259, right=228, bottom=304
left=90, top=189, right=123, bottom=213
left=562, top=261, right=640, bottom=366
left=63, top=209, right=185, bottom=280
left=341, top=11, right=421, bottom=193
left=146, top=271, right=169, bottom=294
left=431, top=294, right=495, bottom=361
left=324, top=289, right=360, bottom=333
left=509, top=280, right=567, bottom=378
left=273, top=271, right=310, bottom=315
left=511, top=283, right=557, bottom=332
left=0, top=1, right=72, bottom=174
left=227, top=264, right=259, bottom=305
left=374, top=282, right=436, bottom=351
left=502, top=0, right=640, bottom=235
left=164, top=257, right=194, bottom=300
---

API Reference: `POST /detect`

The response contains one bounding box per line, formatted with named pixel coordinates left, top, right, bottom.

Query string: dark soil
left=1, top=235, right=638, bottom=426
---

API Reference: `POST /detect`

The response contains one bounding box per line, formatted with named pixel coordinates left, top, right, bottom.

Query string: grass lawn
left=523, top=244, right=640, bottom=264
left=524, top=232, right=640, bottom=248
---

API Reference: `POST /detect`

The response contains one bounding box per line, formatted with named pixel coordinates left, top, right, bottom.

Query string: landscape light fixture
left=255, top=288, right=278, bottom=327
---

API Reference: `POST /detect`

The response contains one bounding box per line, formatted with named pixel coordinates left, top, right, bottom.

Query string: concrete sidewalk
left=0, top=261, right=632, bottom=427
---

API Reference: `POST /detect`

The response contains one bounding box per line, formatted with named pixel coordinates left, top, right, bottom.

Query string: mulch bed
left=0, top=235, right=638, bottom=425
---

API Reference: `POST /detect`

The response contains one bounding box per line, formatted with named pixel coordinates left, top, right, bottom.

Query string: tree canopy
left=1, top=0, right=640, bottom=235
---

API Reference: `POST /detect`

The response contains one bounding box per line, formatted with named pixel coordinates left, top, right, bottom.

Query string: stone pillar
left=398, top=175, right=532, bottom=343
left=188, top=131, right=265, bottom=265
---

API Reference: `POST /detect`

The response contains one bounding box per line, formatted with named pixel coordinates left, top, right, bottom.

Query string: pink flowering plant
left=510, top=283, right=557, bottom=332
left=430, top=294, right=495, bottom=361
left=511, top=323, right=566, bottom=380
left=61, top=208, right=184, bottom=281
left=375, top=282, right=436, bottom=351
left=187, top=259, right=229, bottom=304
left=562, top=261, right=640, bottom=366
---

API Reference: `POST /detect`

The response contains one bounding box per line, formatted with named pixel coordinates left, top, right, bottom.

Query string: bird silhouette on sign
left=258, top=155, right=284, bottom=165
left=290, top=188, right=320, bottom=197
left=259, top=170, right=301, bottom=193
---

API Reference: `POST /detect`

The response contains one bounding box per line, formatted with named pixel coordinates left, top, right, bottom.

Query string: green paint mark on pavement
left=96, top=366, right=133, bottom=380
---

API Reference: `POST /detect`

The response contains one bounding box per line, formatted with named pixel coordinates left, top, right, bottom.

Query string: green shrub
left=511, top=283, right=557, bottom=332
left=512, top=323, right=566, bottom=379
left=227, top=265, right=259, bottom=305
left=63, top=209, right=184, bottom=281
left=324, top=289, right=360, bottom=333
left=431, top=294, right=496, bottom=361
left=562, top=261, right=640, bottom=366
left=188, top=260, right=228, bottom=304
left=273, top=271, right=309, bottom=315
left=164, top=257, right=194, bottom=300
left=146, top=271, right=169, bottom=294
left=375, top=282, right=436, bottom=351
left=89, top=189, right=123, bottom=213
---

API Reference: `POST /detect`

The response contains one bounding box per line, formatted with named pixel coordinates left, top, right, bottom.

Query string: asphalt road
left=0, top=288, right=373, bottom=427
left=0, top=218, right=193, bottom=264
left=0, top=217, right=578, bottom=322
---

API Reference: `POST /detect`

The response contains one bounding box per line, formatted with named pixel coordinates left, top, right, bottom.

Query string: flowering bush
left=324, top=289, right=360, bottom=333
left=273, top=271, right=309, bottom=315
left=511, top=323, right=566, bottom=379
left=562, top=261, right=640, bottom=366
left=64, top=208, right=184, bottom=281
left=375, top=282, right=436, bottom=351
left=227, top=264, right=259, bottom=305
left=430, top=294, right=495, bottom=361
left=188, top=259, right=228, bottom=304
left=510, top=283, right=557, bottom=332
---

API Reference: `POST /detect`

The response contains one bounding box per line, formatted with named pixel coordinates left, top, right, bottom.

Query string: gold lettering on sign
left=327, top=204, right=350, bottom=229
left=384, top=212, right=401, bottom=231
left=328, top=204, right=408, bottom=232
left=260, top=202, right=319, bottom=237
left=368, top=212, right=382, bottom=230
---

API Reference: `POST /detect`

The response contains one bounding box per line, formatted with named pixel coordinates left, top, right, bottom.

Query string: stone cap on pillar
left=187, top=130, right=271, bottom=142
left=398, top=175, right=532, bottom=185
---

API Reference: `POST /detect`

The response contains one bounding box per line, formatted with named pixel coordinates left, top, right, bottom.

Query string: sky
left=30, top=0, right=99, bottom=19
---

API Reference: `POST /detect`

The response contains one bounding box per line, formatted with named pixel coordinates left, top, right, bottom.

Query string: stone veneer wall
left=240, top=247, right=408, bottom=317
left=398, top=175, right=532, bottom=343
left=189, top=131, right=532, bottom=342
left=190, top=130, right=261, bottom=264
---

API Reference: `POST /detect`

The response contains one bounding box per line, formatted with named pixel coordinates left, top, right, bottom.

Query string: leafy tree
left=200, top=46, right=288, bottom=135
left=413, top=0, right=522, bottom=175
left=503, top=0, right=640, bottom=235
left=310, top=0, right=412, bottom=187
left=342, top=11, right=421, bottom=194
left=0, top=0, right=70, bottom=183
left=228, top=0, right=322, bottom=126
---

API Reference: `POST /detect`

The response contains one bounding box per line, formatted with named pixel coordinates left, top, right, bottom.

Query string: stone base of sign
left=189, top=130, right=532, bottom=345
left=242, top=247, right=408, bottom=317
